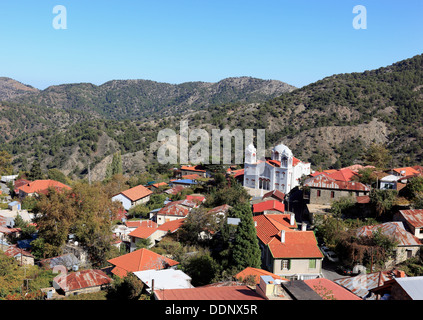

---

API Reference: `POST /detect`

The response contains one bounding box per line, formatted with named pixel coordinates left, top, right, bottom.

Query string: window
left=330, top=191, right=335, bottom=199
left=317, top=190, right=321, bottom=197
left=309, top=259, right=316, bottom=269
left=407, top=250, right=413, bottom=259
left=281, top=259, right=290, bottom=270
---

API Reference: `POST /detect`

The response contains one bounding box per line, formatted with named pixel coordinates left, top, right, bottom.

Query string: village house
left=303, top=173, right=370, bottom=205
left=111, top=184, right=153, bottom=211
left=107, top=248, right=179, bottom=278
left=134, top=269, right=193, bottom=294
left=253, top=200, right=285, bottom=215
left=376, top=276, right=423, bottom=300
left=235, top=267, right=287, bottom=286
left=16, top=179, right=72, bottom=199
left=334, top=269, right=407, bottom=300
left=243, top=143, right=311, bottom=196
left=356, top=221, right=423, bottom=266
left=179, top=165, right=207, bottom=178
left=38, top=253, right=80, bottom=271
left=262, top=189, right=286, bottom=203
left=151, top=199, right=197, bottom=226
left=393, top=209, right=423, bottom=240
left=52, top=269, right=113, bottom=297
left=2, top=244, right=34, bottom=266
left=253, top=213, right=323, bottom=280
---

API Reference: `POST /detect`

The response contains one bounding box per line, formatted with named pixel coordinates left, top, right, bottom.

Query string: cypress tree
left=231, top=203, right=262, bottom=270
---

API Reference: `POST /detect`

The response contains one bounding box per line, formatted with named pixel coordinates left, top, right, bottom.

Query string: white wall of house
left=129, top=230, right=167, bottom=252
left=112, top=194, right=132, bottom=211
left=272, top=257, right=322, bottom=279
left=156, top=214, right=185, bottom=226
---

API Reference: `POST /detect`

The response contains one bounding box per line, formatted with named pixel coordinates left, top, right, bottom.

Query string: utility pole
left=88, top=159, right=92, bottom=185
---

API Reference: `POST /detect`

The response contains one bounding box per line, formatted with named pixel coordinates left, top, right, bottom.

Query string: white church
left=243, top=143, right=311, bottom=195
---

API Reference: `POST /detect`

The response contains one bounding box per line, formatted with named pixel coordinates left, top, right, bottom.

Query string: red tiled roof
left=392, top=167, right=420, bottom=177
left=129, top=223, right=160, bottom=239
left=235, top=267, right=287, bottom=285
left=151, top=182, right=168, bottom=188
left=268, top=230, right=323, bottom=259
left=304, top=174, right=370, bottom=192
left=180, top=165, right=206, bottom=173
left=253, top=214, right=322, bottom=259
left=253, top=200, right=285, bottom=213
left=181, top=174, right=202, bottom=180
left=154, top=285, right=265, bottom=300
left=17, top=180, right=71, bottom=195
left=304, top=278, right=362, bottom=300
left=107, top=248, right=179, bottom=277
left=186, top=195, right=206, bottom=203
left=398, top=209, right=423, bottom=229
left=157, top=218, right=186, bottom=233
left=14, top=179, right=31, bottom=191
left=253, top=214, right=292, bottom=245
left=54, top=269, right=112, bottom=292
left=126, top=220, right=158, bottom=229
left=120, top=184, right=153, bottom=202
left=262, top=190, right=285, bottom=202
left=327, top=168, right=358, bottom=182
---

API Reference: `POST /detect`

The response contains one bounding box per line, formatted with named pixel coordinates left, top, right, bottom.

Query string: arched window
left=281, top=156, right=288, bottom=167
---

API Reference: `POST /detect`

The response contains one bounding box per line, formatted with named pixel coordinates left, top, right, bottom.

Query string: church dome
left=246, top=144, right=256, bottom=152
left=273, top=144, right=292, bottom=157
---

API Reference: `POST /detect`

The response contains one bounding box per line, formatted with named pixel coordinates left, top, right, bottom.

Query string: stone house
left=356, top=222, right=423, bottom=267
left=53, top=269, right=112, bottom=297
left=253, top=214, right=323, bottom=280
left=393, top=209, right=423, bottom=240
left=303, top=174, right=370, bottom=205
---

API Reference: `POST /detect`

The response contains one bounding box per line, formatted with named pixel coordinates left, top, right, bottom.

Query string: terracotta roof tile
left=17, top=180, right=71, bottom=195
left=262, top=190, right=286, bottom=201
left=107, top=248, right=179, bottom=277
left=392, top=167, right=420, bottom=177
left=120, top=185, right=153, bottom=202
left=157, top=218, right=186, bottom=233
left=327, top=168, right=358, bottom=182
left=253, top=200, right=285, bottom=213
left=268, top=231, right=323, bottom=259
left=180, top=165, right=206, bottom=173
left=235, top=267, right=287, bottom=285
left=154, top=285, right=265, bottom=300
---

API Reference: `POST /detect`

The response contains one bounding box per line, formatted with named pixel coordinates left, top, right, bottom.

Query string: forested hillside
left=0, top=54, right=422, bottom=179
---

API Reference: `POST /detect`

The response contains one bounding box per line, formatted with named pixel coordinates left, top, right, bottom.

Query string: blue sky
left=0, top=0, right=422, bottom=89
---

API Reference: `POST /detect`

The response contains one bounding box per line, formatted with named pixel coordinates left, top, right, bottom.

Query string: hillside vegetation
left=0, top=54, right=422, bottom=179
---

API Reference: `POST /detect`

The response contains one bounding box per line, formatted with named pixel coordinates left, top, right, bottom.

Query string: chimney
left=290, top=213, right=295, bottom=226
left=302, top=223, right=307, bottom=231
left=281, top=230, right=285, bottom=243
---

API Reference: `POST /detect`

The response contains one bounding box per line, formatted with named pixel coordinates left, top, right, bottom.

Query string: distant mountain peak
left=0, top=77, right=39, bottom=101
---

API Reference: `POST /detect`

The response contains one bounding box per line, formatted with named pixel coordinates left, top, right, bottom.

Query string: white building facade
left=243, top=143, right=310, bottom=195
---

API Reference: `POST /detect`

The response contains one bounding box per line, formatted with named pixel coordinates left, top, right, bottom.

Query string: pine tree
left=231, top=203, right=261, bottom=270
